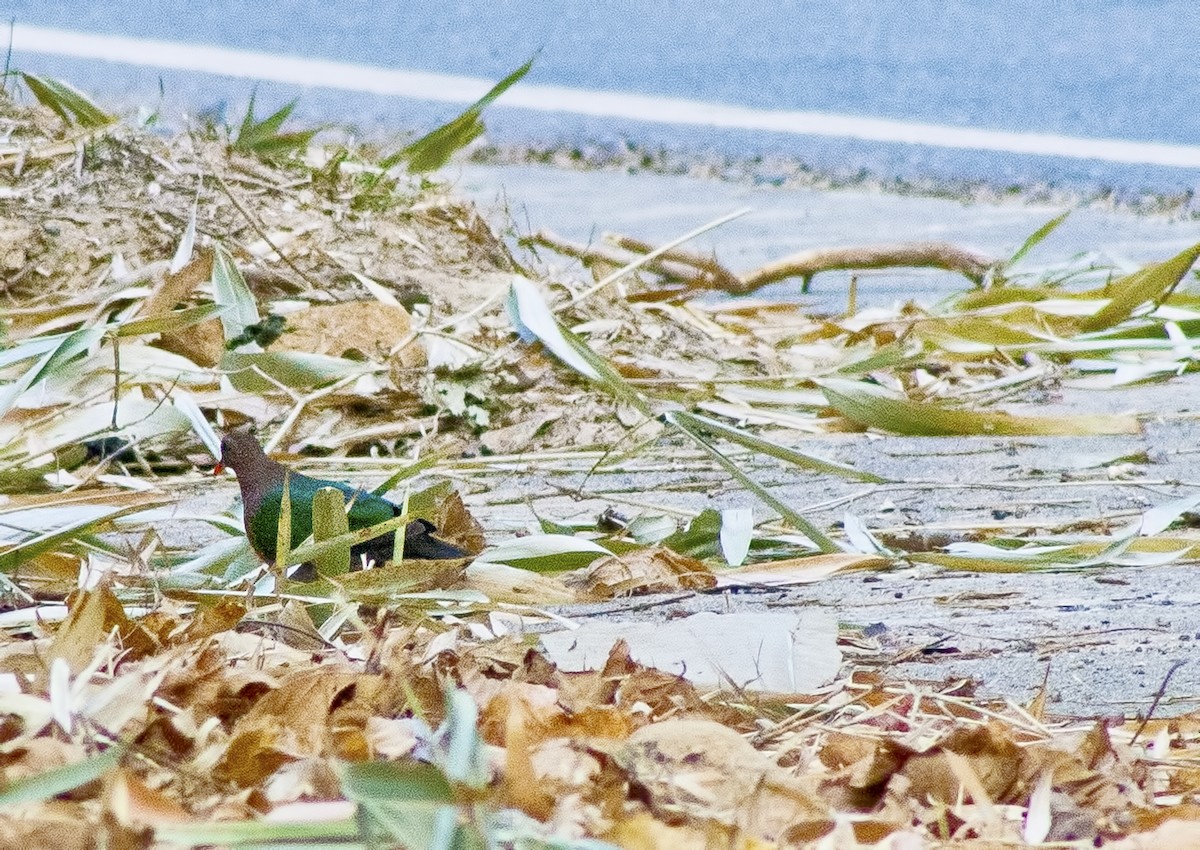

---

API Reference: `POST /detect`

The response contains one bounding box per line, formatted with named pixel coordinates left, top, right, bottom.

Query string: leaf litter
left=1, top=76, right=1200, bottom=847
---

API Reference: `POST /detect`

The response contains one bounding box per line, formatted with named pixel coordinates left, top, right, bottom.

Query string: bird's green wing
left=338, top=484, right=398, bottom=530
left=247, top=475, right=397, bottom=562
left=248, top=485, right=287, bottom=561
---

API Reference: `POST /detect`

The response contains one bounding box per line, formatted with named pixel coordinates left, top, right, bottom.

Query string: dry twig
left=739, top=241, right=997, bottom=293
left=533, top=229, right=998, bottom=296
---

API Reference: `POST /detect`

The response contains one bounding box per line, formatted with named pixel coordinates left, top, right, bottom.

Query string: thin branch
left=569, top=207, right=752, bottom=305
left=738, top=242, right=997, bottom=293
left=524, top=229, right=704, bottom=285
left=533, top=226, right=999, bottom=297
left=197, top=144, right=325, bottom=293
left=604, top=232, right=743, bottom=290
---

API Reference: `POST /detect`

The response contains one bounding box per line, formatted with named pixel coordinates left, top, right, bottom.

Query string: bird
left=215, top=430, right=467, bottom=581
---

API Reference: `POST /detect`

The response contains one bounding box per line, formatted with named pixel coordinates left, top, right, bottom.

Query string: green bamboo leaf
left=395, top=56, right=534, bottom=172
left=0, top=500, right=168, bottom=574
left=311, top=486, right=352, bottom=577
left=949, top=286, right=1061, bottom=311
left=341, top=760, right=455, bottom=803
left=114, top=304, right=224, bottom=338
left=20, top=73, right=114, bottom=128
left=370, top=452, right=449, bottom=497
left=662, top=508, right=722, bottom=559
left=275, top=472, right=293, bottom=573
left=172, top=390, right=221, bottom=459
left=232, top=94, right=317, bottom=159
left=911, top=537, right=1189, bottom=572
left=672, top=411, right=888, bottom=483
left=818, top=377, right=1140, bottom=436
left=913, top=317, right=1050, bottom=350
left=508, top=275, right=598, bottom=379
left=666, top=412, right=840, bottom=552
left=507, top=276, right=651, bottom=415
left=1079, top=241, right=1200, bottom=332
left=221, top=350, right=372, bottom=391
left=0, top=327, right=105, bottom=419
left=909, top=551, right=1060, bottom=573
left=210, top=244, right=261, bottom=343
left=286, top=512, right=414, bottom=567
left=342, top=760, right=459, bottom=850
left=168, top=536, right=253, bottom=576
left=474, top=534, right=611, bottom=572
left=0, top=746, right=123, bottom=805
left=1005, top=209, right=1071, bottom=268
left=154, top=819, right=359, bottom=846
left=0, top=333, right=72, bottom=371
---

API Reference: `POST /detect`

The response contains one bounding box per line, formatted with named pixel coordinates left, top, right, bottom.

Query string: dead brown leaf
left=572, top=547, right=716, bottom=599
left=48, top=584, right=160, bottom=673
left=618, top=718, right=830, bottom=842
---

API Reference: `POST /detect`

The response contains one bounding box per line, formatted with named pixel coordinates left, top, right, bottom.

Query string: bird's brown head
left=214, top=431, right=265, bottom=476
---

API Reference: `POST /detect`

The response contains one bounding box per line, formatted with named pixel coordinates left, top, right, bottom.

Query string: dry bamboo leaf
left=136, top=249, right=213, bottom=320
left=217, top=667, right=368, bottom=786
left=572, top=547, right=716, bottom=599
left=0, top=801, right=95, bottom=850
left=107, top=767, right=194, bottom=829
left=47, top=585, right=159, bottom=673
left=819, top=377, right=1140, bottom=436
left=618, top=719, right=830, bottom=841
left=718, top=552, right=890, bottom=586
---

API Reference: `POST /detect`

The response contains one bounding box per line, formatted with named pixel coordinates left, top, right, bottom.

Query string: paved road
left=7, top=3, right=1200, bottom=191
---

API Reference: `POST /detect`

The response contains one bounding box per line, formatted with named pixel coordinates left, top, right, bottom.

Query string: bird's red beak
left=213, top=462, right=225, bottom=476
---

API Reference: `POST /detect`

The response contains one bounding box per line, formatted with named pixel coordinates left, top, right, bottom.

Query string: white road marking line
left=13, top=23, right=1200, bottom=169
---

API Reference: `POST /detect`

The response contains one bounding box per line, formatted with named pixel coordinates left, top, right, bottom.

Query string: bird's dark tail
left=402, top=518, right=469, bottom=560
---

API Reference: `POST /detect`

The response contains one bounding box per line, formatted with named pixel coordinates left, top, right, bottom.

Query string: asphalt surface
left=7, top=2, right=1200, bottom=191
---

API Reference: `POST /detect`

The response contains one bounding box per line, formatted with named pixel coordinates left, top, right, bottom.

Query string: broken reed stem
left=568, top=207, right=752, bottom=306
left=604, top=233, right=743, bottom=290
left=526, top=230, right=706, bottom=285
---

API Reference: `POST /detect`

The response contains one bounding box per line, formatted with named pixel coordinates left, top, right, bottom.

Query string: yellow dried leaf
left=820, top=377, right=1140, bottom=436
